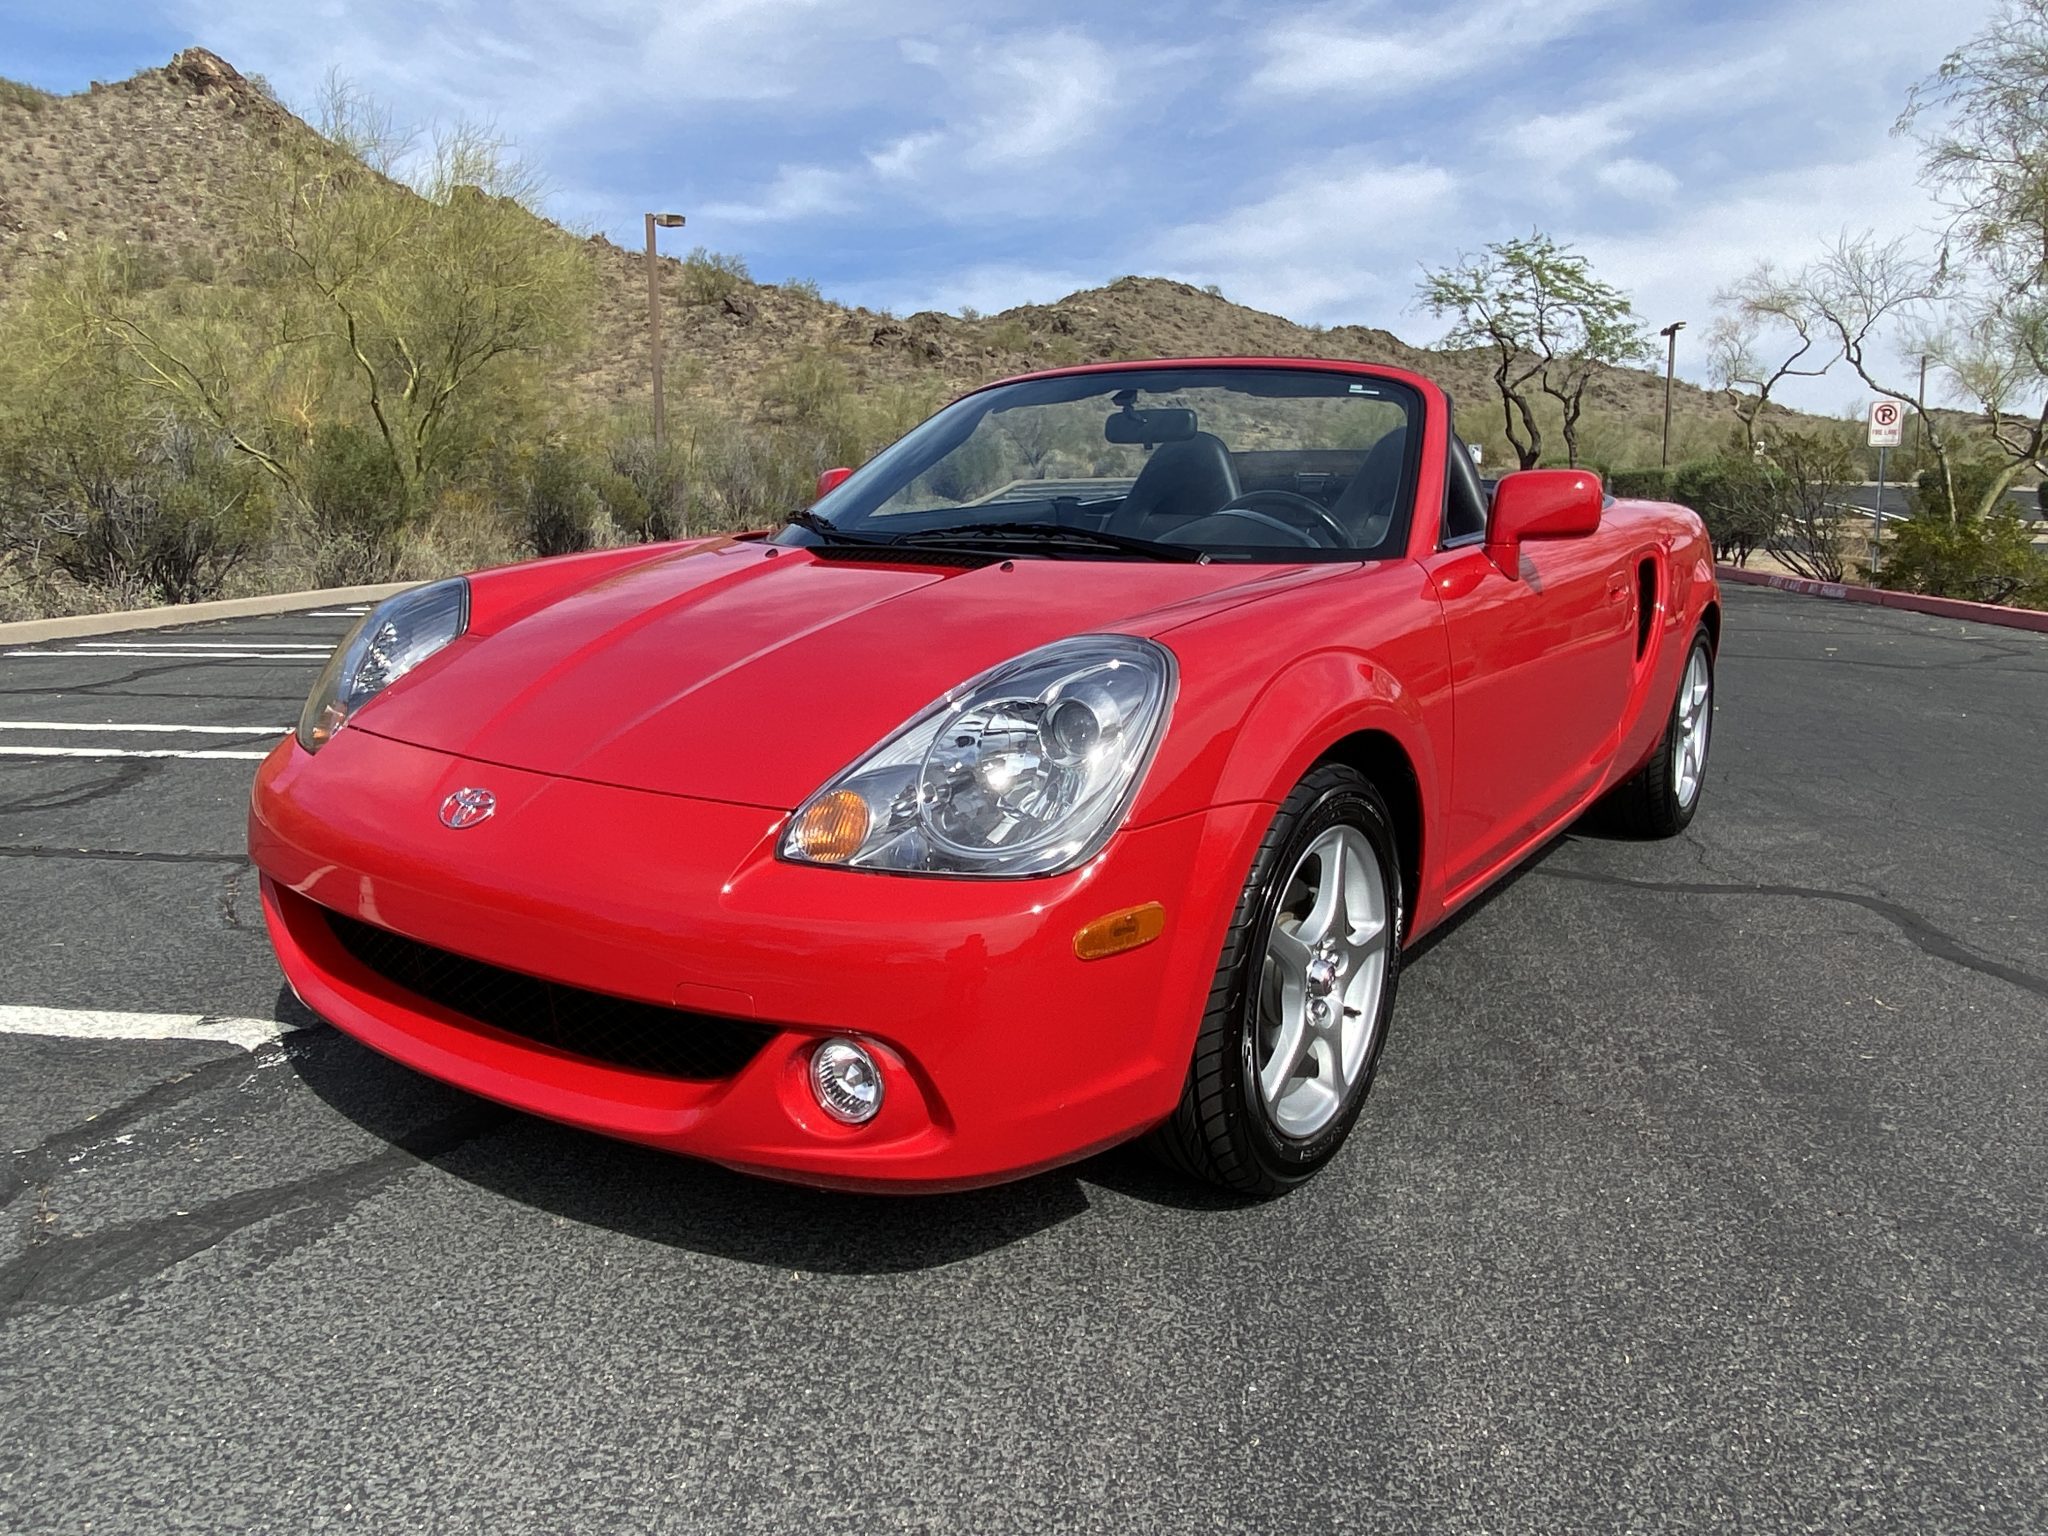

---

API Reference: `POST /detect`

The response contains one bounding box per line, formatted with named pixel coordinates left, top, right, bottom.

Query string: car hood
left=354, top=540, right=1343, bottom=808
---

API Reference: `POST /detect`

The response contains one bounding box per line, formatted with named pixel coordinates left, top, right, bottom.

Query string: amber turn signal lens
left=793, top=790, right=871, bottom=864
left=304, top=701, right=347, bottom=750
left=1072, top=902, right=1166, bottom=961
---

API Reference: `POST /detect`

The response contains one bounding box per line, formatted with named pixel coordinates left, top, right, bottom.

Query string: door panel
left=1422, top=536, right=1636, bottom=896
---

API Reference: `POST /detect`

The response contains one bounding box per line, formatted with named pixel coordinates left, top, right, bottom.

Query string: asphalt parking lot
left=1, top=583, right=2043, bottom=1533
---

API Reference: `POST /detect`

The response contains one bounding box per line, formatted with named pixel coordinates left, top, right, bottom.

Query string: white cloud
left=176, top=0, right=918, bottom=134
left=1153, top=155, right=1462, bottom=319
left=869, top=131, right=942, bottom=181
left=701, top=164, right=861, bottom=224
left=958, top=31, right=1118, bottom=167
left=1594, top=158, right=1678, bottom=203
left=679, top=26, right=1141, bottom=229
left=1248, top=0, right=1635, bottom=99
left=1491, top=54, right=1767, bottom=174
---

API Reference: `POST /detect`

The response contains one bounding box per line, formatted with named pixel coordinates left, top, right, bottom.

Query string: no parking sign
left=1868, top=399, right=1904, bottom=447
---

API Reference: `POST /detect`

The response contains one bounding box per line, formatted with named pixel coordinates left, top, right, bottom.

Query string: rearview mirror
left=1486, top=470, right=1603, bottom=569
left=816, top=466, right=853, bottom=499
left=1104, top=408, right=1197, bottom=446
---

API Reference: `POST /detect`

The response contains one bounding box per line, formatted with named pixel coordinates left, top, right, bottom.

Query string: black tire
left=1606, top=626, right=1714, bottom=838
left=1146, top=763, right=1404, bottom=1197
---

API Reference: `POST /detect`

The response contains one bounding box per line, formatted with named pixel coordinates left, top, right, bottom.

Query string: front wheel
left=1147, top=763, right=1403, bottom=1196
left=1607, top=626, right=1714, bottom=837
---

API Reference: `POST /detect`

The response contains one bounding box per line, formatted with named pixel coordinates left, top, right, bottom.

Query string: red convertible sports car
left=251, top=358, right=1718, bottom=1195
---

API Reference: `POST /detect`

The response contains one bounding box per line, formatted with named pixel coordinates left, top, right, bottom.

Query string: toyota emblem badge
left=439, top=787, right=497, bottom=829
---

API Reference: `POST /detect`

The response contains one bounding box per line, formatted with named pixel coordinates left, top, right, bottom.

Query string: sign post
left=1866, top=400, right=1904, bottom=574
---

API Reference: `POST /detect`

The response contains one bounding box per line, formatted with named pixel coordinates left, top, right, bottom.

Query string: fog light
left=809, top=1038, right=884, bottom=1125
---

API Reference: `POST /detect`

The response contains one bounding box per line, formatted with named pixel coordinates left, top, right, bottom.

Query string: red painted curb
left=1715, top=565, right=2048, bottom=635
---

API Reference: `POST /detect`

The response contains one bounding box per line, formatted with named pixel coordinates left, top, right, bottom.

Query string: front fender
left=1133, top=580, right=1455, bottom=928
left=1206, top=646, right=1443, bottom=815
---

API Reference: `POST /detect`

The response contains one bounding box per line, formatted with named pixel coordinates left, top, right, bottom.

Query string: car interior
left=1094, top=403, right=1413, bottom=553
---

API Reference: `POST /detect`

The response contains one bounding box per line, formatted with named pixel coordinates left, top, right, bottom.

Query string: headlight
left=296, top=578, right=469, bottom=752
left=782, top=635, right=1175, bottom=878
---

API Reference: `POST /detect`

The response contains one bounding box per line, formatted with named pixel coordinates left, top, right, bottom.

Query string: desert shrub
left=601, top=434, right=687, bottom=541
left=678, top=423, right=795, bottom=529
left=1882, top=510, right=2047, bottom=607
left=0, top=78, right=54, bottom=113
left=1607, top=468, right=1675, bottom=501
left=176, top=247, right=219, bottom=285
left=519, top=443, right=604, bottom=556
left=679, top=247, right=751, bottom=305
left=1040, top=335, right=1088, bottom=368
left=1671, top=457, right=1780, bottom=565
left=642, top=367, right=934, bottom=533
left=0, top=412, right=274, bottom=604
left=396, top=485, right=522, bottom=580
left=594, top=471, right=651, bottom=537
left=1764, top=430, right=1858, bottom=583
left=782, top=277, right=823, bottom=302
left=985, top=319, right=1030, bottom=352
left=759, top=352, right=933, bottom=486
left=1878, top=461, right=2048, bottom=608
left=1911, top=461, right=2016, bottom=524
left=107, top=243, right=176, bottom=295
left=300, top=423, right=409, bottom=584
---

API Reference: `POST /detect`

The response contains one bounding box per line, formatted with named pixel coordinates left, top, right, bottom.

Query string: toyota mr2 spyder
left=250, top=358, right=1719, bottom=1195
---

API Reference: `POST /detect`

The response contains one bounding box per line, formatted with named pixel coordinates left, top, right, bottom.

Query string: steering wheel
left=1213, top=490, right=1349, bottom=548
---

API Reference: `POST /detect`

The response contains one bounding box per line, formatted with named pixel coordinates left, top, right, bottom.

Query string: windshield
left=776, top=366, right=1423, bottom=563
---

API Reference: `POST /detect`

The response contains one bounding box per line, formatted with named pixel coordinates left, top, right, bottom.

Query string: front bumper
left=249, top=727, right=1266, bottom=1190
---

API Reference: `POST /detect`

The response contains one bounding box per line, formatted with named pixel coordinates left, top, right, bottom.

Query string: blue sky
left=3, top=0, right=1997, bottom=411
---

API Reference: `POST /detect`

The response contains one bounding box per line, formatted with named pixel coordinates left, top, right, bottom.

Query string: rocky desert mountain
left=0, top=48, right=1772, bottom=462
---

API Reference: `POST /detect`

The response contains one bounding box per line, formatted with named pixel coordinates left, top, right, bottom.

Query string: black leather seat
left=1109, top=432, right=1240, bottom=538
left=1329, top=427, right=1407, bottom=547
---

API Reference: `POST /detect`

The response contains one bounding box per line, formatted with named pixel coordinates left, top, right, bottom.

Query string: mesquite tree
left=1418, top=233, right=1650, bottom=469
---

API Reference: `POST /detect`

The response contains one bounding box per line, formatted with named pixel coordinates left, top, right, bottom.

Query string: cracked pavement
left=1, top=585, right=2044, bottom=1533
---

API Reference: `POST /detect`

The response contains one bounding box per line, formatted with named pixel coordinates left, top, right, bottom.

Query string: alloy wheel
left=1255, top=824, right=1390, bottom=1139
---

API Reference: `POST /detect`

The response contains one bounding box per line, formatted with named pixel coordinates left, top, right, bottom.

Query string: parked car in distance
left=250, top=358, right=1719, bottom=1195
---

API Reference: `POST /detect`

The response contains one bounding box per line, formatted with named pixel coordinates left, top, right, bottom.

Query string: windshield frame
left=776, top=363, right=1428, bottom=565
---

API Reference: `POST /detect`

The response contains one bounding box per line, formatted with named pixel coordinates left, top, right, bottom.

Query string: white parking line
left=4, top=649, right=327, bottom=662
left=0, top=721, right=288, bottom=734
left=308, top=609, right=370, bottom=617
left=0, top=1006, right=304, bottom=1052
left=73, top=641, right=335, bottom=651
left=0, top=746, right=273, bottom=760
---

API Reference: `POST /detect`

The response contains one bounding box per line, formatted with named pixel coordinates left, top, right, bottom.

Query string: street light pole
left=1911, top=353, right=1928, bottom=461
left=645, top=211, right=686, bottom=456
left=1658, top=320, right=1686, bottom=468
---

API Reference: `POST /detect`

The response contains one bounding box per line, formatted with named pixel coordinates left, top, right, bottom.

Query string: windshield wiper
left=900, top=520, right=1207, bottom=563
left=783, top=508, right=897, bottom=546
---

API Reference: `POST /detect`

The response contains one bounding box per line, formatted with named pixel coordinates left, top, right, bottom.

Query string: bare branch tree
left=1708, top=264, right=1842, bottom=449
left=1795, top=232, right=1964, bottom=519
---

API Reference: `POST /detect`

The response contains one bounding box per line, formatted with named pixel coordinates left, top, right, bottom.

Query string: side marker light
left=1073, top=902, right=1166, bottom=961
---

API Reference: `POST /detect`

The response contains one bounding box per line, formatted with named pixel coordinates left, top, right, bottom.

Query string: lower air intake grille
left=324, top=910, right=775, bottom=1080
